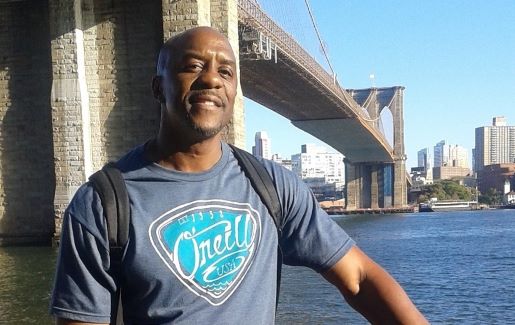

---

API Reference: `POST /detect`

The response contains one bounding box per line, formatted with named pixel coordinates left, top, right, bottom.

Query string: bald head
left=156, top=27, right=235, bottom=77
left=152, top=26, right=238, bottom=142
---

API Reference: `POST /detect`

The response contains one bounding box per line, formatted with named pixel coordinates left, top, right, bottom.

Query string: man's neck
left=145, top=135, right=223, bottom=173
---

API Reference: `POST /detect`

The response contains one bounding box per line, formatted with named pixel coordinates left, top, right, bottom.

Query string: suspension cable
left=303, top=0, right=336, bottom=77
left=303, top=0, right=383, bottom=124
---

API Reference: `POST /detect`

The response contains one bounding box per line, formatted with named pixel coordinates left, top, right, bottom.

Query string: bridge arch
left=378, top=106, right=394, bottom=149
left=348, top=86, right=405, bottom=160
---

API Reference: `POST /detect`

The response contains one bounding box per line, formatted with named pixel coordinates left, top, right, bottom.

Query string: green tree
left=478, top=188, right=502, bottom=205
left=417, top=180, right=473, bottom=203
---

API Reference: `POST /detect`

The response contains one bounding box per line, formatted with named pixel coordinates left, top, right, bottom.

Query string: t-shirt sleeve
left=49, top=184, right=116, bottom=323
left=266, top=162, right=355, bottom=272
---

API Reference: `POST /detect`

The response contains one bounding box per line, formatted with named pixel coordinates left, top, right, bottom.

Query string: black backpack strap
left=229, top=144, right=283, bottom=234
left=228, top=144, right=283, bottom=307
left=88, top=162, right=130, bottom=325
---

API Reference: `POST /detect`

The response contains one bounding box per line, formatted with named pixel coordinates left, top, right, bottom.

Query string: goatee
left=185, top=114, right=227, bottom=138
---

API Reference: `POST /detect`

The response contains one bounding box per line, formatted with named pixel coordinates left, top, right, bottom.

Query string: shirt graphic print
left=149, top=199, right=262, bottom=305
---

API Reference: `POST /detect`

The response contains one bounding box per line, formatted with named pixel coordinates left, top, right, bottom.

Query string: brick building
left=432, top=166, right=471, bottom=181
left=477, top=163, right=515, bottom=195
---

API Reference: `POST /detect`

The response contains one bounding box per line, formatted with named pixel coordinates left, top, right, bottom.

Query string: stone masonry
left=0, top=0, right=245, bottom=245
left=344, top=87, right=407, bottom=209
left=0, top=1, right=55, bottom=245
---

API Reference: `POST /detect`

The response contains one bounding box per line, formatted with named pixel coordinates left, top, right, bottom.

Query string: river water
left=1, top=209, right=514, bottom=324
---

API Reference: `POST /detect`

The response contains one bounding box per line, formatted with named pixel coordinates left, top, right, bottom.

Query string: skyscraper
left=434, top=140, right=450, bottom=167
left=474, top=117, right=515, bottom=172
left=417, top=148, right=432, bottom=170
left=252, top=131, right=271, bottom=159
left=417, top=148, right=433, bottom=182
left=450, top=145, right=469, bottom=168
left=434, top=140, right=468, bottom=168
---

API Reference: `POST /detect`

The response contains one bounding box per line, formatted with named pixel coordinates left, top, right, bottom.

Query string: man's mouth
left=189, top=94, right=223, bottom=108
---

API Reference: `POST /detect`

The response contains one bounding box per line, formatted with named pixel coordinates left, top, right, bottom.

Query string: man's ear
left=152, top=76, right=165, bottom=103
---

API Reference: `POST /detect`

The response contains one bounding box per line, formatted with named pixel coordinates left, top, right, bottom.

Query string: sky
left=244, top=1, right=515, bottom=169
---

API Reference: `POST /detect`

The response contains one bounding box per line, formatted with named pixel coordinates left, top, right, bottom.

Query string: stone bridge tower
left=345, top=87, right=407, bottom=209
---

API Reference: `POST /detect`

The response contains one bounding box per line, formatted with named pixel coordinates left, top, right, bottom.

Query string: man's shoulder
left=114, top=142, right=149, bottom=174
left=64, top=182, right=108, bottom=243
left=65, top=143, right=147, bottom=244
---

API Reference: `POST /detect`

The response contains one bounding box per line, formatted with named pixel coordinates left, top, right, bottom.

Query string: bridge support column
left=370, top=165, right=380, bottom=209
left=377, top=164, right=386, bottom=208
left=162, top=0, right=245, bottom=149
left=0, top=1, right=55, bottom=245
left=49, top=0, right=94, bottom=234
left=50, top=0, right=163, bottom=236
left=345, top=161, right=360, bottom=210
left=393, top=159, right=407, bottom=207
left=390, top=87, right=407, bottom=208
left=345, top=162, right=388, bottom=210
left=345, top=162, right=373, bottom=210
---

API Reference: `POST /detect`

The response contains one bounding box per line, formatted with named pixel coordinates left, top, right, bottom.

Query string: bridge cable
left=303, top=0, right=336, bottom=78
left=303, top=0, right=383, bottom=125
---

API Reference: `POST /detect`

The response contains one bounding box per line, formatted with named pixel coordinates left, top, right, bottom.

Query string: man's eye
left=219, top=68, right=233, bottom=78
left=185, top=63, right=203, bottom=71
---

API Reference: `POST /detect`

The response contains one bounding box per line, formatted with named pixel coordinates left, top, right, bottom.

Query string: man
left=50, top=26, right=428, bottom=324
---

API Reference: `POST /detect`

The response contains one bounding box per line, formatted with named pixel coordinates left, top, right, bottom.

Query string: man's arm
left=56, top=319, right=108, bottom=325
left=50, top=185, right=115, bottom=324
left=322, top=246, right=428, bottom=325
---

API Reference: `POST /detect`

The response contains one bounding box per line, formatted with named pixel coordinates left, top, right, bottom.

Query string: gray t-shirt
left=50, top=142, right=354, bottom=324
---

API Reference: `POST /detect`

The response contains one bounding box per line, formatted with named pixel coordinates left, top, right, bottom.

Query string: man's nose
left=195, top=67, right=223, bottom=89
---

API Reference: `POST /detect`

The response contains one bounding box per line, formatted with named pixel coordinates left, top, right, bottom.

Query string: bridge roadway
left=237, top=0, right=395, bottom=164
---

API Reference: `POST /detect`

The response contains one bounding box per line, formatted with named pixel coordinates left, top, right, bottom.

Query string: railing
left=237, top=0, right=371, bottom=121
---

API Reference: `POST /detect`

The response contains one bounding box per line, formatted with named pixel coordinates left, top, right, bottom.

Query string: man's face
left=161, top=28, right=238, bottom=138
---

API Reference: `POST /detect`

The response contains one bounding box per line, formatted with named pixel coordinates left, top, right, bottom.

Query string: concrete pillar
left=0, top=1, right=54, bottom=245
left=377, top=164, right=385, bottom=208
left=370, top=165, right=379, bottom=209
left=390, top=87, right=407, bottom=207
left=161, top=0, right=245, bottom=148
left=81, top=1, right=161, bottom=167
left=393, top=159, right=407, bottom=207
left=345, top=161, right=359, bottom=210
left=396, top=90, right=407, bottom=207
left=383, top=164, right=393, bottom=207
left=361, top=165, right=371, bottom=209
left=211, top=0, right=245, bottom=148
left=50, top=0, right=162, bottom=235
left=49, top=0, right=92, bottom=234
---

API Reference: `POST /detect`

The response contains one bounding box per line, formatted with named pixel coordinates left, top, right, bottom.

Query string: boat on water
left=419, top=200, right=478, bottom=212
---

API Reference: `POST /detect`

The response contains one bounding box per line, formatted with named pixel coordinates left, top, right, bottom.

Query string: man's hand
left=322, top=246, right=429, bottom=325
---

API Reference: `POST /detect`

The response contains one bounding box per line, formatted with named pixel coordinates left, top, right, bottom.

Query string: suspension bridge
left=237, top=0, right=407, bottom=210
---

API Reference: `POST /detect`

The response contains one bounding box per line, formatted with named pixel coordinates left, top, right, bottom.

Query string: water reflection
left=0, top=247, right=56, bottom=324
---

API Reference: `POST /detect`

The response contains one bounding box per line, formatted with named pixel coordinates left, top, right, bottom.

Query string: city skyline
left=249, top=129, right=338, bottom=160
left=244, top=1, right=515, bottom=170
